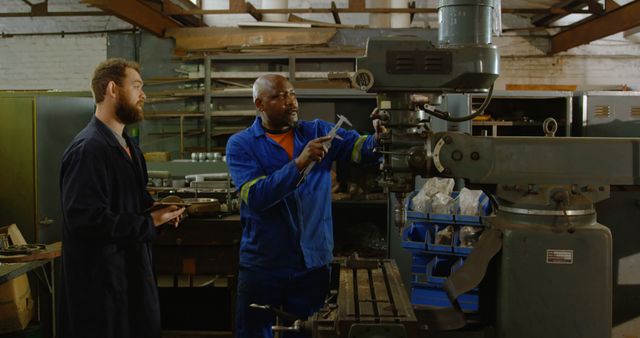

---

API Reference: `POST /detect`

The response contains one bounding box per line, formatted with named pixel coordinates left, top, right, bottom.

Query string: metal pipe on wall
left=262, top=0, right=288, bottom=22
left=367, top=0, right=390, bottom=28
left=390, top=0, right=410, bottom=28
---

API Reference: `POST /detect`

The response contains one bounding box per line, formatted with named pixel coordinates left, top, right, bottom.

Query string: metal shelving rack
left=145, top=53, right=374, bottom=157
left=470, top=90, right=574, bottom=137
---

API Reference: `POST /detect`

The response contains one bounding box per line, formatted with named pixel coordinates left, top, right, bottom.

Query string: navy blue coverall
left=226, top=116, right=379, bottom=338
left=58, top=116, right=160, bottom=338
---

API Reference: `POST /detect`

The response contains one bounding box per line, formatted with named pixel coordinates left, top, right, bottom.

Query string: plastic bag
left=422, top=177, right=454, bottom=198
left=411, top=194, right=431, bottom=214
left=412, top=178, right=455, bottom=213
left=459, top=187, right=483, bottom=216
left=431, top=192, right=454, bottom=214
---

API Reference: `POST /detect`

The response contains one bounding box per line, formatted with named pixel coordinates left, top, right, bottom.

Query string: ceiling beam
left=550, top=0, right=640, bottom=54
left=159, top=0, right=205, bottom=27
left=605, top=0, right=620, bottom=11
left=245, top=2, right=262, bottom=21
left=532, top=0, right=592, bottom=27
left=584, top=0, right=605, bottom=14
left=82, top=0, right=180, bottom=37
left=229, top=0, right=247, bottom=12
left=330, top=2, right=341, bottom=24
left=0, top=11, right=105, bottom=17
left=162, top=7, right=589, bottom=15
left=1, top=0, right=104, bottom=17
left=349, top=0, right=365, bottom=11
left=409, top=1, right=416, bottom=23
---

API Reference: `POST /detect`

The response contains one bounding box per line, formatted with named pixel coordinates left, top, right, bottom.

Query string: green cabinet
left=0, top=93, right=94, bottom=243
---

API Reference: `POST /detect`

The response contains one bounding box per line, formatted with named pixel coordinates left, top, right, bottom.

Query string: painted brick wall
left=0, top=31, right=638, bottom=91
left=0, top=35, right=106, bottom=91
left=495, top=33, right=640, bottom=90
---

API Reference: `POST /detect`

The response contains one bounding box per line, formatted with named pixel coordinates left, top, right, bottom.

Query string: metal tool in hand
left=297, top=114, right=352, bottom=186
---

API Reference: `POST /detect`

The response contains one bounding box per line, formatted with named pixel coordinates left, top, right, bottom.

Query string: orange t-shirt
left=266, top=129, right=294, bottom=160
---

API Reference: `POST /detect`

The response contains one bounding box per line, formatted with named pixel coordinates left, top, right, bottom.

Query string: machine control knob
left=352, top=69, right=374, bottom=91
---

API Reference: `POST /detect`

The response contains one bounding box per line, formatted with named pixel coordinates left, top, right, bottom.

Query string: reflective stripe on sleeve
left=350, top=135, right=368, bottom=163
left=240, top=176, right=267, bottom=205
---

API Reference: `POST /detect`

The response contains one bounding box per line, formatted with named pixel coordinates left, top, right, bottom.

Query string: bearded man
left=58, top=58, right=185, bottom=338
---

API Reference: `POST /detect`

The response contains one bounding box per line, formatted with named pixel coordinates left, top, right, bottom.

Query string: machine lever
left=250, top=304, right=307, bottom=333
left=373, top=149, right=409, bottom=156
left=271, top=321, right=303, bottom=332
left=249, top=303, right=300, bottom=322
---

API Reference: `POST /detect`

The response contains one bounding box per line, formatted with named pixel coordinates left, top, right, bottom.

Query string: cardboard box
left=0, top=274, right=33, bottom=333
left=0, top=224, right=34, bottom=333
left=613, top=317, right=640, bottom=338
left=144, top=151, right=171, bottom=162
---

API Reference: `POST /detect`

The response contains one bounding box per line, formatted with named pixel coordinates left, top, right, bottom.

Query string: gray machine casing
left=495, top=221, right=612, bottom=338
left=356, top=36, right=499, bottom=93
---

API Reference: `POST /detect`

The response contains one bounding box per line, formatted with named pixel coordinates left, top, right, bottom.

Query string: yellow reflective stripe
left=350, top=135, right=368, bottom=163
left=240, top=176, right=266, bottom=205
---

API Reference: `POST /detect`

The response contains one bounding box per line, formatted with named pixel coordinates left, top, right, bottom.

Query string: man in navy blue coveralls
left=59, top=59, right=185, bottom=338
left=226, top=74, right=384, bottom=338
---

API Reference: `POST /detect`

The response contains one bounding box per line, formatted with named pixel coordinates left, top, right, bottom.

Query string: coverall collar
left=251, top=116, right=301, bottom=139
left=250, top=116, right=265, bottom=138
left=91, top=116, right=125, bottom=148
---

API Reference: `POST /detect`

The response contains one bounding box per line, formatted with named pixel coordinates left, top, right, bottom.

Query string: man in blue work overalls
left=226, top=74, right=384, bottom=338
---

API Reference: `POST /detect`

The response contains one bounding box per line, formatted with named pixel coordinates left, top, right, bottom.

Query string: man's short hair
left=252, top=74, right=282, bottom=103
left=91, top=58, right=141, bottom=104
left=253, top=76, right=267, bottom=102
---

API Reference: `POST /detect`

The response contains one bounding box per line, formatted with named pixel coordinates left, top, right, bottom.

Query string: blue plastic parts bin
left=401, top=190, right=492, bottom=313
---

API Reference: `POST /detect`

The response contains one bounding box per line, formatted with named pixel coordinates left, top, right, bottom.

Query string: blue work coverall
left=226, top=116, right=379, bottom=337
left=59, top=117, right=160, bottom=338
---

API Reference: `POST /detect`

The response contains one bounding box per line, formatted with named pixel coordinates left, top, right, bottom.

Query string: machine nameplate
left=546, top=249, right=574, bottom=264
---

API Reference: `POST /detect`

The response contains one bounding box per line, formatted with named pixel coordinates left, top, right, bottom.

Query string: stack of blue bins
left=401, top=191, right=492, bottom=313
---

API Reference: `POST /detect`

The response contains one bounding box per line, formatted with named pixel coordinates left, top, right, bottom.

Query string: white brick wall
left=495, top=33, right=640, bottom=90
left=0, top=35, right=106, bottom=91
left=0, top=30, right=638, bottom=91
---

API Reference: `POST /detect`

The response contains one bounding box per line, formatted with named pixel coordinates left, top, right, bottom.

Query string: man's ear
left=254, top=98, right=263, bottom=112
left=106, top=81, right=118, bottom=100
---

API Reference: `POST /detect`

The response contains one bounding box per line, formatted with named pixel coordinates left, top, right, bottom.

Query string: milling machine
left=256, top=1, right=638, bottom=337
left=352, top=0, right=635, bottom=337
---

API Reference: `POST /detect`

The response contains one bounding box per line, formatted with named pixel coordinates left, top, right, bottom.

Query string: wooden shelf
left=145, top=77, right=200, bottom=85
left=145, top=53, right=365, bottom=153
left=148, top=130, right=204, bottom=137
left=147, top=88, right=371, bottom=99
left=472, top=121, right=547, bottom=127
left=212, top=110, right=256, bottom=117
left=145, top=110, right=256, bottom=118
left=145, top=112, right=203, bottom=119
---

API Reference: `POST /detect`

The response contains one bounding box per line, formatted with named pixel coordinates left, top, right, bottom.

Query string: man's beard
left=287, top=108, right=299, bottom=128
left=115, top=90, right=143, bottom=124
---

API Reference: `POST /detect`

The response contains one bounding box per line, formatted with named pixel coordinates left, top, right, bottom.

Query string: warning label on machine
left=546, top=249, right=574, bottom=264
